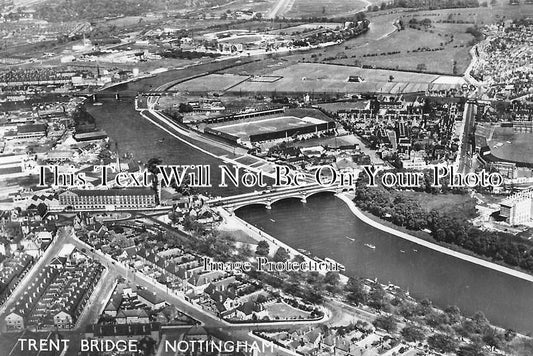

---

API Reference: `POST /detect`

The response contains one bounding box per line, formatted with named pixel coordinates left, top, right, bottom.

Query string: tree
left=482, top=328, right=503, bottom=349
left=457, top=343, right=487, bottom=356
left=345, top=278, right=367, bottom=305
left=256, top=294, right=267, bottom=304
left=2, top=222, right=22, bottom=240
left=292, top=254, right=305, bottom=263
left=324, top=271, right=340, bottom=285
left=444, top=305, right=461, bottom=324
left=401, top=325, right=425, bottom=342
left=473, top=311, right=489, bottom=332
left=178, top=103, right=193, bottom=113
left=256, top=240, right=270, bottom=256
left=273, top=247, right=290, bottom=262
left=373, top=315, right=397, bottom=333
left=146, top=157, right=162, bottom=204
left=427, top=334, right=458, bottom=353
left=37, top=202, right=48, bottom=218
left=504, top=328, right=517, bottom=342
left=368, top=285, right=386, bottom=310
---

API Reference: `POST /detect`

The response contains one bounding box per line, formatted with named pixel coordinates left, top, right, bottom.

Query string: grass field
left=325, top=21, right=474, bottom=75
left=265, top=302, right=311, bottom=319
left=213, top=115, right=323, bottom=139
left=173, top=73, right=250, bottom=92
left=488, top=127, right=533, bottom=164
left=224, top=62, right=464, bottom=94
left=401, top=191, right=478, bottom=220
left=284, top=0, right=379, bottom=18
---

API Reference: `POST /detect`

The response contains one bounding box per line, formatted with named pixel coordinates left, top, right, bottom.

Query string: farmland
left=283, top=0, right=382, bottom=18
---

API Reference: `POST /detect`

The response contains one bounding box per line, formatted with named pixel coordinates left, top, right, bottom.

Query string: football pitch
left=213, top=115, right=324, bottom=139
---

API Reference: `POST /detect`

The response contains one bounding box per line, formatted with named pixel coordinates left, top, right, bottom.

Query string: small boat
left=158, top=138, right=165, bottom=143
left=297, top=248, right=311, bottom=256
left=364, top=243, right=376, bottom=249
left=413, top=249, right=418, bottom=252
left=269, top=218, right=276, bottom=222
left=345, top=236, right=355, bottom=242
left=400, top=250, right=405, bottom=253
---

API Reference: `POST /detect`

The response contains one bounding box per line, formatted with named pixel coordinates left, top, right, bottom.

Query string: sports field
left=488, top=127, right=533, bottom=164
left=173, top=73, right=250, bottom=92
left=225, top=62, right=465, bottom=94
left=213, top=115, right=325, bottom=139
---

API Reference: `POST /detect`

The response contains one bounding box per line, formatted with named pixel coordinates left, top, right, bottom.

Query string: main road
left=64, top=233, right=342, bottom=356
left=457, top=101, right=476, bottom=174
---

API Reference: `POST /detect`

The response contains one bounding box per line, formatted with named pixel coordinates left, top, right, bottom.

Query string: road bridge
left=207, top=183, right=348, bottom=211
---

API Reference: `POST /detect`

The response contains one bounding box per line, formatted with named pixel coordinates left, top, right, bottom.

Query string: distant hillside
left=33, top=0, right=234, bottom=22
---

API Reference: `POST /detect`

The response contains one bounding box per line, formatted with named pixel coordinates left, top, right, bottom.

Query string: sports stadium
left=204, top=108, right=335, bottom=146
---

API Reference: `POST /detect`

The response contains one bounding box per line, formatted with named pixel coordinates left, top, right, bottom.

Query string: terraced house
left=4, top=251, right=103, bottom=330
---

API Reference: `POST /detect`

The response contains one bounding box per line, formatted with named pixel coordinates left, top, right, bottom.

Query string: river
left=235, top=193, right=533, bottom=333
left=84, top=16, right=533, bottom=333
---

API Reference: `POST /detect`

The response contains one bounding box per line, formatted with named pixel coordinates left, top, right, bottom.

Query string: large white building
left=500, top=187, right=533, bottom=225
left=57, top=188, right=157, bottom=211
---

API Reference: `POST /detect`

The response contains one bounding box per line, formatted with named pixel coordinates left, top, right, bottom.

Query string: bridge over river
left=207, top=183, right=349, bottom=211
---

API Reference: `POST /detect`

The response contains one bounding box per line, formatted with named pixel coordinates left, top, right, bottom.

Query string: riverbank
left=337, top=193, right=533, bottom=284
left=216, top=207, right=349, bottom=283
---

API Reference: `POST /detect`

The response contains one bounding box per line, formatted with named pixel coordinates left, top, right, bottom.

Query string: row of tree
left=354, top=182, right=533, bottom=274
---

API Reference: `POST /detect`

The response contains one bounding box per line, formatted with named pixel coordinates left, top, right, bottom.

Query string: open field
left=401, top=191, right=477, bottom=220
left=326, top=22, right=474, bottom=75
left=221, top=62, right=465, bottom=94
left=264, top=302, right=311, bottom=319
left=284, top=0, right=381, bottom=18
left=488, top=127, right=533, bottom=164
left=173, top=73, right=250, bottom=92
left=210, top=0, right=278, bottom=13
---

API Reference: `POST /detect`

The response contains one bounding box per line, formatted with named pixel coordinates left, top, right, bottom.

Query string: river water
left=86, top=18, right=533, bottom=333
left=235, top=193, right=533, bottom=333
left=88, top=98, right=533, bottom=334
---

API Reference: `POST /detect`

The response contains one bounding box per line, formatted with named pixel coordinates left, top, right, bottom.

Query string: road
left=65, top=234, right=321, bottom=356
left=0, top=227, right=70, bottom=321
left=457, top=101, right=476, bottom=174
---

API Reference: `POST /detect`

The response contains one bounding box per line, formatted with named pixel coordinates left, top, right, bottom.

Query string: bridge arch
left=230, top=188, right=339, bottom=211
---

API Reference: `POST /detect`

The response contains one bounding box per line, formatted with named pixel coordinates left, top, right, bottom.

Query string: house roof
left=137, top=289, right=166, bottom=305
left=60, top=188, right=155, bottom=197
left=86, top=322, right=160, bottom=336
left=117, top=309, right=149, bottom=318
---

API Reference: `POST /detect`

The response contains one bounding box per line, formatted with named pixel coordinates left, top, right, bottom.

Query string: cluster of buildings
left=102, top=282, right=194, bottom=326
left=75, top=214, right=316, bottom=323
left=5, top=246, right=103, bottom=330
left=0, top=98, right=113, bottom=190
left=0, top=253, right=33, bottom=305
left=257, top=321, right=415, bottom=356
left=0, top=209, right=58, bottom=308
left=472, top=20, right=533, bottom=100
left=334, top=95, right=462, bottom=169
left=0, top=16, right=91, bottom=51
